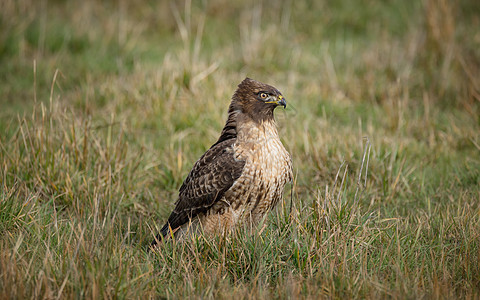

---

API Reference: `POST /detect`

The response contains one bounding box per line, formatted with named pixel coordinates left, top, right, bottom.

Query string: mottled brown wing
left=158, top=138, right=245, bottom=238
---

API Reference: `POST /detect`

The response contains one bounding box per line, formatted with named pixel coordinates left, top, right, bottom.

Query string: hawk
left=151, top=78, right=292, bottom=246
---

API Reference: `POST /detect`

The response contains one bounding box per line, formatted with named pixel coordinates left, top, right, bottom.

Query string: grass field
left=1, top=0, right=479, bottom=298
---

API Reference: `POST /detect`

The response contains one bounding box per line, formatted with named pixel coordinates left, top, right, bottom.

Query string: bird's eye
left=260, top=93, right=268, bottom=99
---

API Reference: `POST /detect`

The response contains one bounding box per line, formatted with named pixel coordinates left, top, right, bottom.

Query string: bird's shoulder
left=173, top=138, right=245, bottom=213
left=179, top=138, right=243, bottom=192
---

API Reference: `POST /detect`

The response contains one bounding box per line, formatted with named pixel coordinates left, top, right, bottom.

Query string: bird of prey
left=151, top=78, right=292, bottom=246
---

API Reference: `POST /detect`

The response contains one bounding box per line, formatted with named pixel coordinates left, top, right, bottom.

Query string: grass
left=1, top=0, right=479, bottom=298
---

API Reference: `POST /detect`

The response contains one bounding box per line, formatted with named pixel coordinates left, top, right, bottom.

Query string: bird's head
left=230, top=78, right=287, bottom=122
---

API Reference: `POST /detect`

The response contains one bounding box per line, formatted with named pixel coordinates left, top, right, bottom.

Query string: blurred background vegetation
left=0, top=0, right=479, bottom=298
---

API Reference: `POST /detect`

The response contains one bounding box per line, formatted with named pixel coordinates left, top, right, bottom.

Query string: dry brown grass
left=1, top=0, right=479, bottom=298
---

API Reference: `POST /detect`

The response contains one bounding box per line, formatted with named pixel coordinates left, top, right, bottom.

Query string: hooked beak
left=277, top=95, right=287, bottom=108
left=266, top=95, right=287, bottom=108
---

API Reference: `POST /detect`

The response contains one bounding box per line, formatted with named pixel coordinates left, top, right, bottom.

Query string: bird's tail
left=150, top=223, right=171, bottom=249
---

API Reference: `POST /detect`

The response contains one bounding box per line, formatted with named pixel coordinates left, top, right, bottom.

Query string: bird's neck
left=236, top=114, right=279, bottom=144
left=213, top=109, right=240, bottom=146
left=213, top=105, right=277, bottom=147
